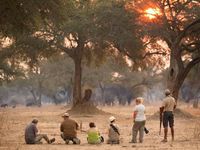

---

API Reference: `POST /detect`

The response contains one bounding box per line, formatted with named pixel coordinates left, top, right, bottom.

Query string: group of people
left=25, top=89, right=176, bottom=145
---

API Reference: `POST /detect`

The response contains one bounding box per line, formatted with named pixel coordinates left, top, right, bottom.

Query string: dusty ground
left=0, top=104, right=200, bottom=150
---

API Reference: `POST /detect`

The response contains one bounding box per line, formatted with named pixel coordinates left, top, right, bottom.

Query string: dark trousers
left=163, top=111, right=174, bottom=128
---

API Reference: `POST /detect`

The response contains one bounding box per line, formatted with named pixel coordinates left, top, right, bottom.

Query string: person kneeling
left=25, top=119, right=55, bottom=144
left=60, top=113, right=81, bottom=144
left=87, top=122, right=104, bottom=144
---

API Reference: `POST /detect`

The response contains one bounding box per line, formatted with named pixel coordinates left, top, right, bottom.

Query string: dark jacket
left=25, top=123, right=38, bottom=144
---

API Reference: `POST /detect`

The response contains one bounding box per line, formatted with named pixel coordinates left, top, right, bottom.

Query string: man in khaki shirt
left=160, top=89, right=176, bottom=142
left=60, top=113, right=80, bottom=144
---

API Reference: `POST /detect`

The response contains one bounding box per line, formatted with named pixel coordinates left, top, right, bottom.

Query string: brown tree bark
left=169, top=54, right=200, bottom=102
left=72, top=34, right=85, bottom=107
left=73, top=55, right=82, bottom=106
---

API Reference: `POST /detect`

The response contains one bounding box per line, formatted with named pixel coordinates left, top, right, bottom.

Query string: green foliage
left=0, top=0, right=72, bottom=82
left=0, top=0, right=70, bottom=37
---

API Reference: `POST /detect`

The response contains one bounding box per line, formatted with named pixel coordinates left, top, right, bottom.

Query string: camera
left=144, top=127, right=149, bottom=134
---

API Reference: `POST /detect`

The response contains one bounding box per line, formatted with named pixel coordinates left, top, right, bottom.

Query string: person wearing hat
left=25, top=119, right=55, bottom=144
left=130, top=97, right=146, bottom=143
left=107, top=116, right=120, bottom=144
left=160, top=89, right=176, bottom=142
left=60, top=113, right=80, bottom=144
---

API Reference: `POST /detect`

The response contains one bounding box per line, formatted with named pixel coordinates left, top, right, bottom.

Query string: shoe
left=49, top=138, right=55, bottom=144
left=129, top=141, right=136, bottom=143
left=65, top=139, right=70, bottom=144
left=72, top=138, right=80, bottom=144
left=161, top=139, right=167, bottom=142
left=144, top=127, right=149, bottom=134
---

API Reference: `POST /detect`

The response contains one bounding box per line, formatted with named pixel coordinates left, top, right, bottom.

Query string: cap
left=165, top=89, right=171, bottom=95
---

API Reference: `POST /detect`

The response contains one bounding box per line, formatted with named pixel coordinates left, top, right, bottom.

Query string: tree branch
left=178, top=18, right=200, bottom=44
left=56, top=43, right=74, bottom=58
left=142, top=51, right=167, bottom=59
left=181, top=42, right=200, bottom=53
left=185, top=57, right=200, bottom=74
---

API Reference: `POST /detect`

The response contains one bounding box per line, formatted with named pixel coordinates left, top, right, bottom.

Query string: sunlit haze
left=145, top=8, right=161, bottom=19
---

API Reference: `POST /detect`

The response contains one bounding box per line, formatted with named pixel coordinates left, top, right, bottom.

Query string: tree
left=42, top=0, right=144, bottom=108
left=0, top=0, right=70, bottom=83
left=132, top=0, right=200, bottom=100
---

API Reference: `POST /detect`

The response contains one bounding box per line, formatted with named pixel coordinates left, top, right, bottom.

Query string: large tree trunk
left=167, top=45, right=178, bottom=91
left=171, top=71, right=186, bottom=101
left=72, top=55, right=82, bottom=106
left=168, top=46, right=200, bottom=102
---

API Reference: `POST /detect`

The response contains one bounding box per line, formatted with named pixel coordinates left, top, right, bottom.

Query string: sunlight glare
left=145, top=8, right=161, bottom=19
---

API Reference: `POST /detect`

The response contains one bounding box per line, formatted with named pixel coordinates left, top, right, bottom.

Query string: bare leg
left=162, top=128, right=168, bottom=142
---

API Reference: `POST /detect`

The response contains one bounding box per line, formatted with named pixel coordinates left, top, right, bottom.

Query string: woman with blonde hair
left=130, top=97, right=146, bottom=143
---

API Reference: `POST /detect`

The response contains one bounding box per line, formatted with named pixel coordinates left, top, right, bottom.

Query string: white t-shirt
left=133, top=104, right=146, bottom=121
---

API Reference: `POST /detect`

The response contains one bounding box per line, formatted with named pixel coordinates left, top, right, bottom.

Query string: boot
left=171, top=127, right=174, bottom=141
left=161, top=128, right=168, bottom=142
left=48, top=138, right=55, bottom=144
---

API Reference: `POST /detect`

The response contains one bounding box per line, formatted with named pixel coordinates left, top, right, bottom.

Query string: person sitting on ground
left=107, top=116, right=120, bottom=144
left=130, top=97, right=146, bottom=143
left=87, top=122, right=104, bottom=144
left=60, top=113, right=80, bottom=144
left=25, top=119, right=55, bottom=144
left=160, top=89, right=176, bottom=142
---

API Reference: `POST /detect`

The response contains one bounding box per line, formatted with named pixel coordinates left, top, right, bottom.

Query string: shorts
left=163, top=111, right=174, bottom=128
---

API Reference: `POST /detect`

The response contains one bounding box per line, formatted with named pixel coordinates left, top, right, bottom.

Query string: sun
left=144, top=8, right=161, bottom=19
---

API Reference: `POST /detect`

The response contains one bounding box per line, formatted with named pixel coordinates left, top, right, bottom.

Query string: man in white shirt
left=130, top=97, right=146, bottom=143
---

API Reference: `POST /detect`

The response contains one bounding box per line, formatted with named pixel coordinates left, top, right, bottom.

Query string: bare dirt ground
left=0, top=104, right=200, bottom=150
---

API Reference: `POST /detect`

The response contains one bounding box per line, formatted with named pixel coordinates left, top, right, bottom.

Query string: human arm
left=76, top=122, right=79, bottom=130
left=133, top=106, right=138, bottom=122
left=33, top=124, right=38, bottom=136
left=60, top=123, right=64, bottom=132
left=174, top=99, right=177, bottom=110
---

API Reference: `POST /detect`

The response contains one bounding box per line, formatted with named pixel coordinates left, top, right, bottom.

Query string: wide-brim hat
left=109, top=116, right=116, bottom=122
left=62, top=113, right=69, bottom=117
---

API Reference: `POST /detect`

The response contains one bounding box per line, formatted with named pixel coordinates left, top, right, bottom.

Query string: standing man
left=25, top=119, right=55, bottom=144
left=160, top=89, right=176, bottom=142
left=60, top=113, right=80, bottom=144
left=130, top=97, right=146, bottom=143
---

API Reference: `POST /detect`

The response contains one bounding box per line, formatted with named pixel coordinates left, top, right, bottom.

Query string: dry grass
left=194, top=121, right=200, bottom=139
left=0, top=105, right=200, bottom=150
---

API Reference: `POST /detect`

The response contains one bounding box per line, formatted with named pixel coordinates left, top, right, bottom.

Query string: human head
left=165, top=89, right=171, bottom=96
left=135, top=97, right=144, bottom=105
left=62, top=113, right=69, bottom=120
left=32, top=118, right=38, bottom=124
left=109, top=116, right=116, bottom=123
left=89, top=122, right=96, bottom=128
